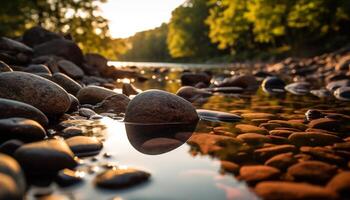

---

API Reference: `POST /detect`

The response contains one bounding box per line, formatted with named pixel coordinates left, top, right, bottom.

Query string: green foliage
left=0, top=0, right=116, bottom=59
left=167, top=0, right=222, bottom=59
left=118, top=24, right=171, bottom=62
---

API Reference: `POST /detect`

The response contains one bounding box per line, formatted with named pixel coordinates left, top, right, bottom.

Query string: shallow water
left=30, top=65, right=350, bottom=200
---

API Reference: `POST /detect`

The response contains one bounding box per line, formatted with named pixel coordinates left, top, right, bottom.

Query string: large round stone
left=76, top=86, right=118, bottom=105
left=0, top=98, right=48, bottom=126
left=124, top=90, right=199, bottom=123
left=52, top=73, right=82, bottom=95
left=0, top=72, right=70, bottom=115
left=14, top=139, right=77, bottom=173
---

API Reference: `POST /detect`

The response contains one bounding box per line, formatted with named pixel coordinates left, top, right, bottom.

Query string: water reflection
left=125, top=122, right=197, bottom=155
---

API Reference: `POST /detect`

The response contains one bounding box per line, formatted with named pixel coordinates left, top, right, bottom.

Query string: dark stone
left=255, top=181, right=338, bottom=200
left=14, top=139, right=77, bottom=173
left=239, top=165, right=280, bottom=185
left=0, top=140, right=23, bottom=156
left=23, top=64, right=51, bottom=75
left=0, top=98, right=48, bottom=127
left=308, top=118, right=343, bottom=132
left=181, top=72, right=211, bottom=86
left=0, top=118, right=46, bottom=142
left=55, top=168, right=84, bottom=187
left=285, top=82, right=310, bottom=95
left=93, top=94, right=130, bottom=114
left=216, top=75, right=258, bottom=91
left=0, top=153, right=26, bottom=195
left=265, top=152, right=297, bottom=170
left=57, top=59, right=84, bottom=79
left=334, top=86, right=350, bottom=101
left=65, top=136, right=103, bottom=157
left=124, top=90, right=199, bottom=123
left=305, top=109, right=325, bottom=121
left=22, top=26, right=63, bottom=47
left=262, top=76, right=286, bottom=94
left=0, top=61, right=13, bottom=72
left=287, top=161, right=337, bottom=184
left=76, top=86, right=118, bottom=105
left=288, top=132, right=343, bottom=147
left=122, top=83, right=141, bottom=96
left=197, top=109, right=241, bottom=123
left=34, top=39, right=84, bottom=66
left=52, top=73, right=82, bottom=95
left=176, top=86, right=212, bottom=103
left=68, top=94, right=80, bottom=113
left=94, top=168, right=150, bottom=189
left=0, top=72, right=71, bottom=115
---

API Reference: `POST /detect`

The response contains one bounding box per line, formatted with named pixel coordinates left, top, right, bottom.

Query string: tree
left=167, top=0, right=222, bottom=59
left=0, top=0, right=115, bottom=58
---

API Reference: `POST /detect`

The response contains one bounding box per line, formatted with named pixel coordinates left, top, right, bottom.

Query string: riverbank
left=1, top=26, right=350, bottom=200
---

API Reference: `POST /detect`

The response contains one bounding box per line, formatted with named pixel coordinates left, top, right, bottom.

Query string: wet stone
left=220, top=161, right=239, bottom=174
left=0, top=98, right=48, bottom=127
left=94, top=168, right=150, bottom=189
left=255, top=181, right=338, bottom=200
left=285, top=82, right=310, bottom=95
left=14, top=139, right=77, bottom=173
left=78, top=108, right=97, bottom=118
left=334, top=86, right=350, bottom=101
left=93, top=94, right=130, bottom=114
left=141, top=138, right=183, bottom=155
left=305, top=109, right=325, bottom=121
left=241, top=112, right=276, bottom=120
left=237, top=133, right=270, bottom=145
left=57, top=59, right=84, bottom=79
left=287, top=161, right=337, bottom=184
left=262, top=76, right=286, bottom=94
left=326, top=171, right=350, bottom=198
left=239, top=165, right=280, bottom=185
left=265, top=152, right=297, bottom=170
left=67, top=94, right=79, bottom=113
left=52, top=73, right=82, bottom=95
left=254, top=144, right=297, bottom=161
left=0, top=61, right=13, bottom=72
left=288, top=132, right=343, bottom=147
left=124, top=90, right=199, bottom=123
left=0, top=118, right=46, bottom=142
left=55, top=168, right=84, bottom=187
left=197, top=109, right=241, bottom=123
left=308, top=118, right=343, bottom=132
left=269, top=130, right=294, bottom=137
left=65, top=136, right=103, bottom=157
left=0, top=153, right=26, bottom=195
left=300, top=146, right=345, bottom=165
left=77, top=86, right=118, bottom=105
left=0, top=140, right=23, bottom=156
left=176, top=86, right=212, bottom=103
left=122, top=83, right=141, bottom=96
left=0, top=72, right=70, bottom=115
left=235, top=124, right=268, bottom=135
left=0, top=173, right=21, bottom=200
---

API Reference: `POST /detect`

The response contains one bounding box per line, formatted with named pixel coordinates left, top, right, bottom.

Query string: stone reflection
left=125, top=122, right=197, bottom=155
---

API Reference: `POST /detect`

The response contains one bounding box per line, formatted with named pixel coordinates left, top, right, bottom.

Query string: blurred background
left=1, top=0, right=350, bottom=62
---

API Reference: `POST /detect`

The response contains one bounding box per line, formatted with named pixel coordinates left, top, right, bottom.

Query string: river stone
left=0, top=98, right=48, bottom=126
left=22, top=26, right=63, bottom=47
left=237, top=133, right=270, bottom=145
left=0, top=118, right=46, bottom=142
left=327, top=171, right=350, bottom=198
left=262, top=76, right=286, bottom=94
left=0, top=153, right=26, bottom=195
left=124, top=90, right=199, bottom=123
left=255, top=181, right=338, bottom=200
left=78, top=108, right=97, bottom=118
left=239, top=165, right=280, bottom=185
left=235, top=124, right=268, bottom=134
left=176, top=86, right=212, bottom=102
left=94, top=168, right=150, bottom=189
left=33, top=38, right=84, bottom=66
left=197, top=109, right=241, bottom=122
left=0, top=37, right=33, bottom=55
left=68, top=94, right=80, bottom=113
left=300, top=146, right=345, bottom=165
left=220, top=161, right=239, bottom=174
left=0, top=140, right=23, bottom=156
left=285, top=82, right=310, bottom=95
left=0, top=61, right=13, bottom=72
left=180, top=72, right=211, bottom=86
left=55, top=168, right=84, bottom=187
left=93, top=94, right=130, bottom=114
left=122, top=83, right=141, bottom=96
left=52, top=73, right=82, bottom=95
left=310, top=88, right=332, bottom=98
left=216, top=75, right=258, bottom=91
left=326, top=79, right=350, bottom=92
left=76, top=86, right=118, bottom=105
left=65, top=136, right=103, bottom=157
left=0, top=72, right=70, bottom=115
left=289, top=132, right=342, bottom=147
left=0, top=173, right=21, bottom=200
left=265, top=152, right=297, bottom=170
left=57, top=59, right=84, bottom=79
left=254, top=144, right=297, bottom=161
left=287, top=161, right=337, bottom=184
left=334, top=86, right=350, bottom=101
left=308, top=118, right=342, bottom=132
left=14, top=139, right=77, bottom=173
left=305, top=109, right=325, bottom=121
left=23, top=64, right=51, bottom=75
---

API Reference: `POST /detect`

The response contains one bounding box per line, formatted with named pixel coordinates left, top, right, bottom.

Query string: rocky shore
left=0, top=26, right=350, bottom=200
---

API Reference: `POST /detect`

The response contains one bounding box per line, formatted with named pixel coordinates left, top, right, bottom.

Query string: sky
left=100, top=0, right=185, bottom=38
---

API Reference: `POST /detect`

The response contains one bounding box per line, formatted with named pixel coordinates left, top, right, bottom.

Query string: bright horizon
left=100, top=0, right=185, bottom=39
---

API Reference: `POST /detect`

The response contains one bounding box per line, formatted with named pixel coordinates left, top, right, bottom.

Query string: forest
left=1, top=0, right=350, bottom=62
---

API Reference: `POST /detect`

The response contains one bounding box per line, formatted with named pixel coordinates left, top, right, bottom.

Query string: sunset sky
left=100, top=0, right=185, bottom=38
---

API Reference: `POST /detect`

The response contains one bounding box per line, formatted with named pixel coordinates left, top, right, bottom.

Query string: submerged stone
left=197, top=109, right=241, bottom=122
